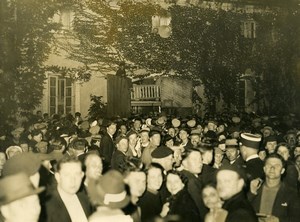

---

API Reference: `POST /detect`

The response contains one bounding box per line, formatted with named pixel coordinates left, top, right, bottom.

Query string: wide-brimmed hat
left=0, top=172, right=45, bottom=206
left=260, top=126, right=274, bottom=135
left=2, top=152, right=41, bottom=177
left=87, top=170, right=130, bottom=209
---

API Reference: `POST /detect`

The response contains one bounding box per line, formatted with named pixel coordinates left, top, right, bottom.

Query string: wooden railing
left=131, top=85, right=160, bottom=101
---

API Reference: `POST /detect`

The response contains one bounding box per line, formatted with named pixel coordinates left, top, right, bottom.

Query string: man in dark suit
left=240, top=133, right=264, bottom=183
left=99, top=120, right=117, bottom=172
left=249, top=153, right=300, bottom=222
left=111, top=136, right=128, bottom=172
left=44, top=155, right=91, bottom=222
left=223, top=138, right=245, bottom=168
left=216, top=165, right=258, bottom=222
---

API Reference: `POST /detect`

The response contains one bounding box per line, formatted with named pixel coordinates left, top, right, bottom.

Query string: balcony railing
left=131, top=85, right=160, bottom=101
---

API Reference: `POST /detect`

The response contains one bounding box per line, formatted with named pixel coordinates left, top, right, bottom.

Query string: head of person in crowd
left=146, top=163, right=164, bottom=193
left=151, top=146, right=174, bottom=172
left=0, top=173, right=44, bottom=222
left=5, top=146, right=22, bottom=159
left=275, top=142, right=291, bottom=162
left=116, top=136, right=129, bottom=154
left=149, top=129, right=161, bottom=147
left=106, top=120, right=117, bottom=136
left=214, top=147, right=224, bottom=169
left=294, top=154, right=300, bottom=170
left=139, top=127, right=150, bottom=146
left=55, top=155, right=84, bottom=195
left=263, top=153, right=285, bottom=182
left=163, top=134, right=174, bottom=148
left=216, top=165, right=245, bottom=201
left=225, top=139, right=240, bottom=163
left=261, top=126, right=274, bottom=138
left=172, top=147, right=184, bottom=168
left=124, top=166, right=146, bottom=203
left=179, top=128, right=190, bottom=144
left=127, top=130, right=138, bottom=148
left=166, top=170, right=187, bottom=196
left=11, top=127, right=24, bottom=142
left=0, top=152, right=6, bottom=176
left=2, top=152, right=42, bottom=188
left=19, top=137, right=30, bottom=153
left=118, top=123, right=128, bottom=136
left=284, top=130, right=297, bottom=148
left=168, top=127, right=176, bottom=138
left=199, top=142, right=214, bottom=165
left=202, top=183, right=224, bottom=211
left=68, top=138, right=88, bottom=156
left=84, top=153, right=103, bottom=186
left=133, top=118, right=142, bottom=132
left=239, top=133, right=262, bottom=161
left=190, top=129, right=201, bottom=148
left=31, top=129, right=43, bottom=143
left=49, top=136, right=67, bottom=154
left=293, top=145, right=300, bottom=159
left=264, top=135, right=277, bottom=155
left=87, top=170, right=130, bottom=209
left=181, top=148, right=203, bottom=175
left=35, top=141, right=48, bottom=154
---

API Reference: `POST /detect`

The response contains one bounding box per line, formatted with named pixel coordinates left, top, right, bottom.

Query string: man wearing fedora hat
left=87, top=170, right=133, bottom=221
left=0, top=172, right=45, bottom=222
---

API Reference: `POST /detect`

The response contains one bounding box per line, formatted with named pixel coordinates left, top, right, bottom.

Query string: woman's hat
left=0, top=172, right=45, bottom=206
left=87, top=170, right=130, bottom=209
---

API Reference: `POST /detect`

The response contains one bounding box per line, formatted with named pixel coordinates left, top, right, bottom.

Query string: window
left=49, top=76, right=73, bottom=116
left=241, top=20, right=256, bottom=39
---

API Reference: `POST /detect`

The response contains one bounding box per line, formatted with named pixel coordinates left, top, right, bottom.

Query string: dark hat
left=70, top=138, right=88, bottom=150
left=151, top=146, right=173, bottom=159
left=115, top=135, right=128, bottom=144
left=218, top=164, right=247, bottom=181
left=87, top=170, right=130, bottom=209
left=225, top=139, right=239, bottom=149
left=264, top=135, right=277, bottom=143
left=240, top=133, right=262, bottom=149
left=0, top=173, right=45, bottom=206
left=2, top=152, right=41, bottom=177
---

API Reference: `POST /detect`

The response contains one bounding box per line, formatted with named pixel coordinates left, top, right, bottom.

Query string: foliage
left=0, top=0, right=75, bottom=124
left=69, top=1, right=300, bottom=114
left=87, top=94, right=107, bottom=121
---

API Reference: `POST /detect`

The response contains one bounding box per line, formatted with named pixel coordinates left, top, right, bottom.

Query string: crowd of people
left=0, top=110, right=300, bottom=222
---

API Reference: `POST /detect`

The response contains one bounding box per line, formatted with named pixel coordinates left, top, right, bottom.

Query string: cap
left=240, top=133, right=262, bottom=149
left=151, top=146, right=173, bottom=159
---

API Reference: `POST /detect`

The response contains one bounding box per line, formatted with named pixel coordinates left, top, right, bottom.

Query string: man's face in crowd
left=265, top=141, right=277, bottom=154
left=190, top=135, right=200, bottom=147
left=85, top=155, right=103, bottom=180
left=55, top=162, right=84, bottom=195
left=277, top=145, right=290, bottom=161
left=286, top=134, right=296, bottom=147
left=117, top=138, right=128, bottom=153
left=120, top=125, right=127, bottom=135
left=107, top=124, right=117, bottom=136
left=128, top=133, right=138, bottom=146
left=179, top=130, right=189, bottom=141
left=226, top=148, right=239, bottom=162
left=133, top=120, right=141, bottom=130
left=217, top=170, right=244, bottom=200
left=264, top=157, right=284, bottom=180
left=140, top=131, right=149, bottom=144
left=184, top=151, right=202, bottom=174
left=126, top=171, right=146, bottom=197
left=294, top=146, right=300, bottom=158
left=166, top=173, right=184, bottom=196
left=168, top=128, right=176, bottom=137
left=147, top=167, right=163, bottom=191
left=150, top=134, right=161, bottom=147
